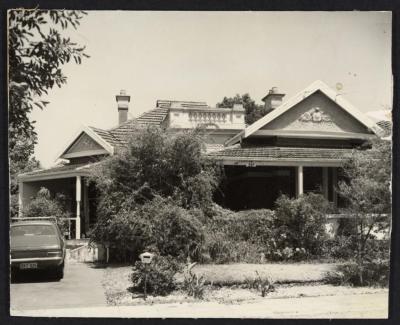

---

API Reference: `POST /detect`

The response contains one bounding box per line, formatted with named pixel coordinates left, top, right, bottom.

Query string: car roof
left=11, top=220, right=57, bottom=227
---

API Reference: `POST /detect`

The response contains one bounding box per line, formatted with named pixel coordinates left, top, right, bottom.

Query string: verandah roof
left=207, top=146, right=356, bottom=166
left=18, top=162, right=96, bottom=182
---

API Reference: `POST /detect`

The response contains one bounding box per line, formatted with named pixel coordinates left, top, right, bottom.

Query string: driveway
left=10, top=261, right=107, bottom=312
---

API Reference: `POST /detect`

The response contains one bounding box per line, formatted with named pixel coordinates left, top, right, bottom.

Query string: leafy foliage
left=325, top=260, right=389, bottom=287
left=90, top=197, right=205, bottom=262
left=9, top=9, right=89, bottom=142
left=245, top=271, right=275, bottom=297
left=217, top=93, right=267, bottom=125
left=273, top=193, right=331, bottom=259
left=203, top=208, right=275, bottom=263
left=91, top=126, right=220, bottom=216
left=203, top=195, right=331, bottom=263
left=9, top=134, right=40, bottom=218
left=182, top=263, right=207, bottom=299
left=336, top=139, right=391, bottom=285
left=8, top=10, right=89, bottom=217
left=131, top=255, right=182, bottom=296
left=22, top=187, right=70, bottom=233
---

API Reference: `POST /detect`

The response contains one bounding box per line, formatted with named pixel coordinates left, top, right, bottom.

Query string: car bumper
left=11, top=257, right=64, bottom=270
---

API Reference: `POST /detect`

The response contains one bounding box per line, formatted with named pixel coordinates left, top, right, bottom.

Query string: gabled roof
left=58, top=107, right=169, bottom=162
left=58, top=125, right=115, bottom=161
left=226, top=80, right=384, bottom=146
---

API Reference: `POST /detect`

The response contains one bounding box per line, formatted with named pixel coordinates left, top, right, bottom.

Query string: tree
left=8, top=10, right=89, bottom=217
left=337, top=139, right=391, bottom=285
left=217, top=93, right=267, bottom=125
left=91, top=126, right=221, bottom=217
left=89, top=127, right=217, bottom=261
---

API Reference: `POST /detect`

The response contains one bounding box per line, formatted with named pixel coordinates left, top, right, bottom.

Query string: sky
left=28, top=11, right=392, bottom=167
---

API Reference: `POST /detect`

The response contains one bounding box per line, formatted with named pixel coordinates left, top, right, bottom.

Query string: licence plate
left=20, top=262, right=38, bottom=269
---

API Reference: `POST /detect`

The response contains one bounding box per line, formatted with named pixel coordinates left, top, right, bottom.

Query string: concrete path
left=10, top=262, right=107, bottom=311
left=11, top=292, right=388, bottom=318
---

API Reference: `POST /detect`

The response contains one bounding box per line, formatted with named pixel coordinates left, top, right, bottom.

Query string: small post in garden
left=139, top=252, right=155, bottom=301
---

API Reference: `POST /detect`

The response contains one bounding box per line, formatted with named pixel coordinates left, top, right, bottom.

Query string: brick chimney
left=115, top=90, right=130, bottom=125
left=262, top=87, right=285, bottom=114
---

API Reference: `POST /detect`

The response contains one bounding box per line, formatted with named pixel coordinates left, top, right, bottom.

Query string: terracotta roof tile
left=89, top=108, right=169, bottom=148
left=89, top=127, right=123, bottom=147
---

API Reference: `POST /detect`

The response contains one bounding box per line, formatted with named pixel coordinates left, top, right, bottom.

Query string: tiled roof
left=89, top=127, right=123, bottom=147
left=19, top=162, right=94, bottom=179
left=204, top=143, right=225, bottom=153
left=208, top=146, right=355, bottom=161
left=376, top=120, right=392, bottom=137
left=90, top=108, right=169, bottom=147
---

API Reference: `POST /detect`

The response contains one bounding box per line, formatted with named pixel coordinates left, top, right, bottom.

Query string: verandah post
left=76, top=175, right=81, bottom=239
left=322, top=167, right=329, bottom=200
left=296, top=165, right=304, bottom=197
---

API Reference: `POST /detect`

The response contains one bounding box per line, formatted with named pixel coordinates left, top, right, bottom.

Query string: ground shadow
left=11, top=270, right=61, bottom=284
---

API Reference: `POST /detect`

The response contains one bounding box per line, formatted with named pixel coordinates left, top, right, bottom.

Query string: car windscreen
left=11, top=224, right=57, bottom=237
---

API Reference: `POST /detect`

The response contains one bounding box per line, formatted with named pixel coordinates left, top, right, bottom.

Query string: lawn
left=183, top=263, right=337, bottom=286
left=100, top=262, right=384, bottom=306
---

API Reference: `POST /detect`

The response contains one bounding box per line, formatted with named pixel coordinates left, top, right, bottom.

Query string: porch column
left=76, top=176, right=81, bottom=239
left=332, top=168, right=338, bottom=208
left=18, top=181, right=23, bottom=217
left=296, top=166, right=304, bottom=197
left=83, top=180, right=90, bottom=237
left=322, top=167, right=329, bottom=200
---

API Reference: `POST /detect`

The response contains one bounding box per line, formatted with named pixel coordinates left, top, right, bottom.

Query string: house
left=18, top=81, right=385, bottom=239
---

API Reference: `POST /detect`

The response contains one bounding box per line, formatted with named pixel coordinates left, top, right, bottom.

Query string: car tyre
left=54, top=263, right=64, bottom=280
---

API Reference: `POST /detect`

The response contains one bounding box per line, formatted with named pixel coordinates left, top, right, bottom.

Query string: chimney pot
left=116, top=90, right=131, bottom=125
left=262, top=87, right=285, bottom=114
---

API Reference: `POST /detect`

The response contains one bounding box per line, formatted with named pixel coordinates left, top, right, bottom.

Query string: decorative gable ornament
left=298, top=107, right=332, bottom=123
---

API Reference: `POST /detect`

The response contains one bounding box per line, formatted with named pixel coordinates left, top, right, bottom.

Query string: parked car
left=10, top=220, right=66, bottom=279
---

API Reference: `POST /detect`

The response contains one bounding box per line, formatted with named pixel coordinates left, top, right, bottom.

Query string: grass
left=181, top=263, right=338, bottom=286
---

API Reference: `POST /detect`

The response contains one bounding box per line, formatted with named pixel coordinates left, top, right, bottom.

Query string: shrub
left=325, top=260, right=389, bottom=287
left=245, top=271, right=275, bottom=297
left=272, top=193, right=331, bottom=259
left=131, top=255, right=182, bottom=296
left=203, top=208, right=277, bottom=263
left=140, top=197, right=205, bottom=261
left=182, top=262, right=206, bottom=299
left=90, top=197, right=204, bottom=262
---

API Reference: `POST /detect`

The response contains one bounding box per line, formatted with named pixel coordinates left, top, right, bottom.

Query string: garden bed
left=100, top=262, right=380, bottom=306
left=101, top=264, right=386, bottom=306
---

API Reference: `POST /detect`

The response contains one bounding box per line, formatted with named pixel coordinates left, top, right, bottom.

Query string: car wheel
left=54, top=263, right=64, bottom=280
